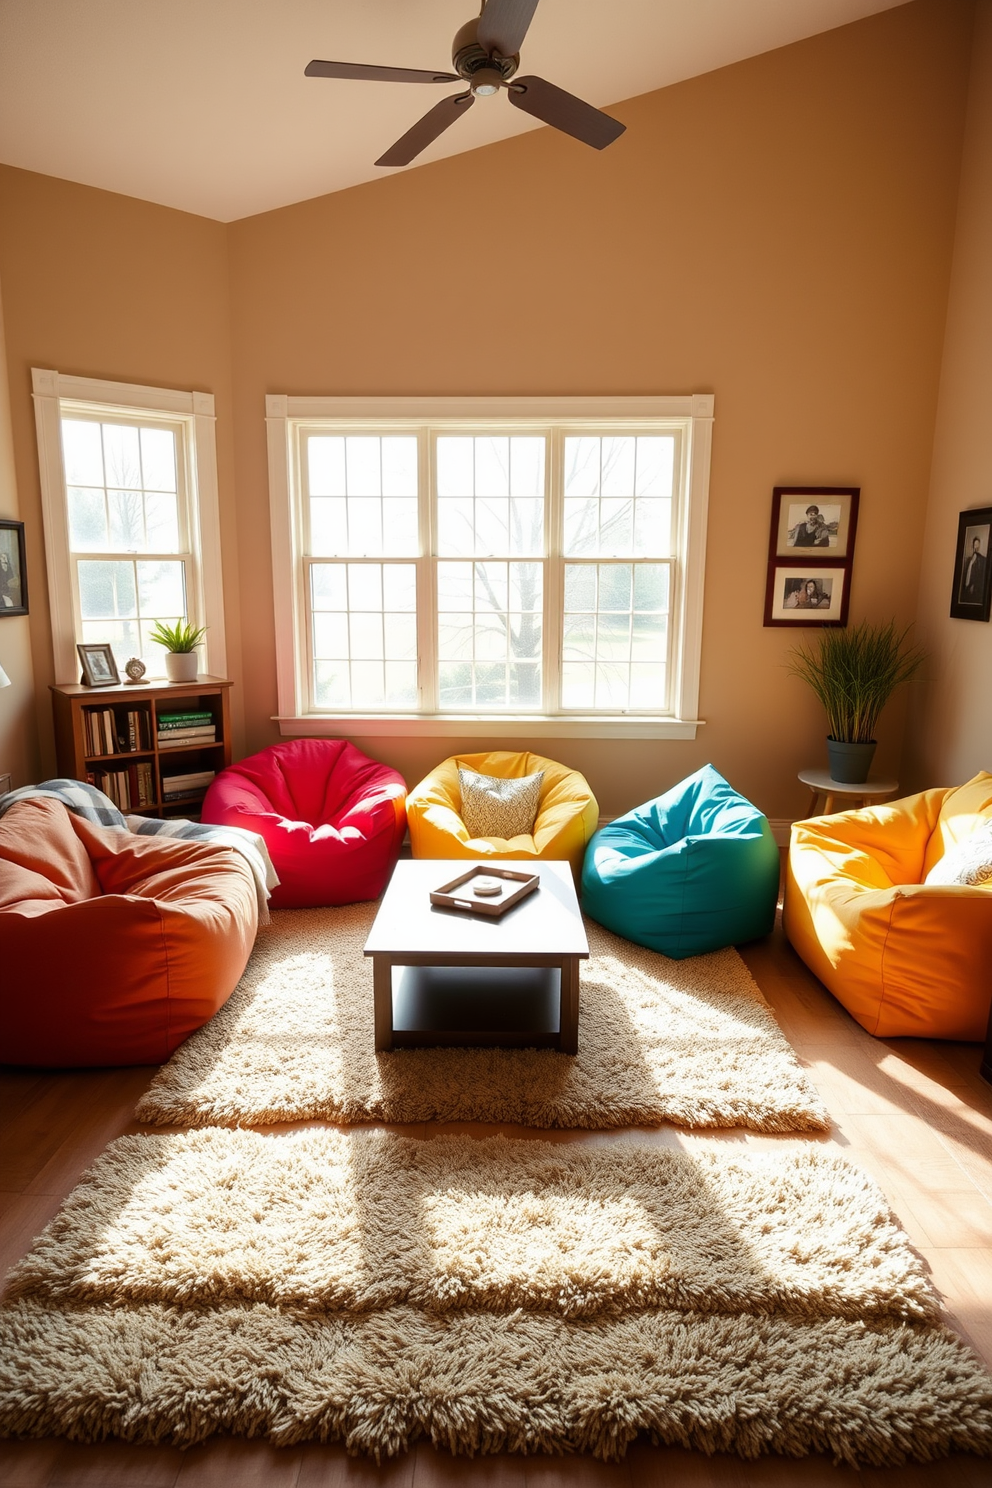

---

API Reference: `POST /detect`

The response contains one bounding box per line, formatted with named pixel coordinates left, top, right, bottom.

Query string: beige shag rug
left=1, top=1131, right=990, bottom=1465
left=136, top=905, right=828, bottom=1132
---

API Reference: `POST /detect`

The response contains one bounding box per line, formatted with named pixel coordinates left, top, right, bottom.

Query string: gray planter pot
left=826, top=738, right=877, bottom=784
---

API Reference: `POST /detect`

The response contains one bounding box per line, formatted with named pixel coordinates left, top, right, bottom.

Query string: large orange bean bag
left=406, top=750, right=599, bottom=882
left=783, top=773, right=992, bottom=1040
left=0, top=797, right=258, bottom=1067
left=201, top=739, right=407, bottom=909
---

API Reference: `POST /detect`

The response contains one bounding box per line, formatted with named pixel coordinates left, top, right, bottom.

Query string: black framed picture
left=949, top=506, right=992, bottom=622
left=77, top=642, right=121, bottom=688
left=0, top=519, right=28, bottom=617
left=764, top=565, right=851, bottom=626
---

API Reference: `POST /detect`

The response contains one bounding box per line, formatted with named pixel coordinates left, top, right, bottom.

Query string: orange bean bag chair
left=200, top=739, right=407, bottom=909
left=406, top=750, right=599, bottom=882
left=0, top=797, right=258, bottom=1067
left=783, top=773, right=992, bottom=1040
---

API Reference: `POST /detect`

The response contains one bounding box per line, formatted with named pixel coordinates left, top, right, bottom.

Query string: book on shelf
left=84, top=705, right=152, bottom=756
left=157, top=727, right=217, bottom=747
left=157, top=710, right=214, bottom=728
left=162, top=770, right=215, bottom=791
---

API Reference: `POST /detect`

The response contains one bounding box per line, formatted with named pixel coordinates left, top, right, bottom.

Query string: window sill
left=275, top=714, right=703, bottom=740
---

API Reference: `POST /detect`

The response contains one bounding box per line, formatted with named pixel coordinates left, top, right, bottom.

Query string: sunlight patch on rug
left=1, top=1131, right=990, bottom=1465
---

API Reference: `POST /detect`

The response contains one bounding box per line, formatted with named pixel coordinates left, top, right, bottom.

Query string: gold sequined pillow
left=458, top=767, right=545, bottom=840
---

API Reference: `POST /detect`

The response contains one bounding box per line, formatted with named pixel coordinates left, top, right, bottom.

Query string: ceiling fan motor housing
left=452, top=18, right=519, bottom=81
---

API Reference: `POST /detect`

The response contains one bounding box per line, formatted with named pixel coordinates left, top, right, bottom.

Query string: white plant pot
left=164, top=651, right=198, bottom=683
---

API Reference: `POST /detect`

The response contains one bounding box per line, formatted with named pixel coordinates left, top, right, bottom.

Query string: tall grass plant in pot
left=148, top=619, right=207, bottom=683
left=788, top=621, right=926, bottom=783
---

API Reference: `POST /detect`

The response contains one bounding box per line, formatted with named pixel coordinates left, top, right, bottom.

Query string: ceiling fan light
left=471, top=67, right=503, bottom=97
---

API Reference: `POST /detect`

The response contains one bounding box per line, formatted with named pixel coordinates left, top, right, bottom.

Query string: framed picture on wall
left=764, top=565, right=850, bottom=626
left=949, top=506, right=992, bottom=621
left=0, top=520, right=28, bottom=617
left=770, top=486, right=860, bottom=559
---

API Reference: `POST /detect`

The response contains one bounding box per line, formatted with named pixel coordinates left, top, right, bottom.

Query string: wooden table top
left=364, top=859, right=589, bottom=959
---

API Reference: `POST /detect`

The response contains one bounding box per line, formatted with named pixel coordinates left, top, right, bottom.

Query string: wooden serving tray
left=429, top=865, right=540, bottom=918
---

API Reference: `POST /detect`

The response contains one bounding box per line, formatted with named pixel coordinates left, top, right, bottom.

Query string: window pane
left=563, top=435, right=674, bottom=559
left=381, top=438, right=417, bottom=496
left=102, top=425, right=142, bottom=489
left=562, top=561, right=670, bottom=711
left=108, top=490, right=146, bottom=550
left=308, top=437, right=346, bottom=496
left=78, top=561, right=137, bottom=618
left=62, top=420, right=104, bottom=487
left=67, top=487, right=108, bottom=550
left=308, top=435, right=417, bottom=556
left=311, top=563, right=348, bottom=610
left=137, top=561, right=186, bottom=616
left=436, top=560, right=542, bottom=711
left=145, top=492, right=181, bottom=552
left=436, top=436, right=545, bottom=557
left=345, top=438, right=381, bottom=496
left=310, top=560, right=416, bottom=710
left=140, top=427, right=177, bottom=492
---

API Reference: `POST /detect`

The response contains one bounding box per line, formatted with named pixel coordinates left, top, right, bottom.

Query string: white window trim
left=32, top=368, right=227, bottom=684
left=266, top=394, right=712, bottom=740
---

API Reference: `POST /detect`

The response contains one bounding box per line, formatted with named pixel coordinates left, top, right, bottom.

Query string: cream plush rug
left=136, top=905, right=828, bottom=1131
left=1, top=1131, right=990, bottom=1464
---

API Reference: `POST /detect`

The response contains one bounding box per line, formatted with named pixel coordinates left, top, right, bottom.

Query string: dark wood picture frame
left=764, top=486, right=859, bottom=627
left=949, top=506, right=992, bottom=622
left=77, top=642, right=121, bottom=688
left=0, top=519, right=28, bottom=617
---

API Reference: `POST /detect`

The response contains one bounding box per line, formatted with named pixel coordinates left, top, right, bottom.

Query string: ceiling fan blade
left=478, top=0, right=542, bottom=58
left=508, top=76, right=625, bottom=150
left=375, top=91, right=475, bottom=168
left=305, top=59, right=459, bottom=84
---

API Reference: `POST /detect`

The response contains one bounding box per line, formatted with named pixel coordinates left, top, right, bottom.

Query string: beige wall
left=0, top=1, right=977, bottom=817
left=0, top=280, right=37, bottom=788
left=0, top=167, right=246, bottom=767
left=904, top=0, right=992, bottom=790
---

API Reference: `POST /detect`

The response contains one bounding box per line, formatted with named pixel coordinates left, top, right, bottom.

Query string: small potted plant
left=788, top=620, right=926, bottom=784
left=148, top=619, right=207, bottom=684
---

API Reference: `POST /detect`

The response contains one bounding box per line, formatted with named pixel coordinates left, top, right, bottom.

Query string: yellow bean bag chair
left=783, top=772, right=992, bottom=1040
left=406, top=751, right=599, bottom=881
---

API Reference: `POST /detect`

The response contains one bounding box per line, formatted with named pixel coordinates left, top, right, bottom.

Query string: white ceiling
left=0, top=0, right=908, bottom=223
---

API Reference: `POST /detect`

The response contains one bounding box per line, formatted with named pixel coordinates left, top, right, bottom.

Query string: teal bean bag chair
left=580, top=764, right=779, bottom=959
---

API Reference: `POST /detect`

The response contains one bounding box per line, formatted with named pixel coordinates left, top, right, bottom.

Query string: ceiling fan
left=305, top=0, right=626, bottom=168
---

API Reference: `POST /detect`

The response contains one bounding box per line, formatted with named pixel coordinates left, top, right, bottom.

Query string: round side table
left=798, top=768, right=900, bottom=817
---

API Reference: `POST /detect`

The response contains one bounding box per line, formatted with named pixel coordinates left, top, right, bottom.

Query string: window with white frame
left=268, top=397, right=712, bottom=739
left=32, top=370, right=227, bottom=683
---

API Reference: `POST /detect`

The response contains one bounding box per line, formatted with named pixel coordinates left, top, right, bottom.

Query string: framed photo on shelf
left=0, top=519, right=28, bottom=617
left=949, top=506, right=992, bottom=622
left=77, top=642, right=120, bottom=688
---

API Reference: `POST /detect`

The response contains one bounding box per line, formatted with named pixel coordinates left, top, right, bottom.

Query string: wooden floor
left=1, top=900, right=990, bottom=1487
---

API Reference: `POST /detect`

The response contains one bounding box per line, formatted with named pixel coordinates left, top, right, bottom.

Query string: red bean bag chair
left=200, top=739, right=407, bottom=909
left=0, top=797, right=258, bottom=1067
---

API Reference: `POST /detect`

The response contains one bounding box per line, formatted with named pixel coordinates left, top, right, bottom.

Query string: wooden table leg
left=372, top=957, right=394, bottom=1052
left=558, top=957, right=580, bottom=1055
left=807, top=789, right=821, bottom=815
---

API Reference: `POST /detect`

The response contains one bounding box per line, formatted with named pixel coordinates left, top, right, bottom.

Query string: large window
left=268, top=396, right=712, bottom=739
left=33, top=371, right=227, bottom=683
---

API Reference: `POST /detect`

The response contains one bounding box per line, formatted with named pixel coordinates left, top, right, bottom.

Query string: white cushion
left=458, top=767, right=544, bottom=840
left=924, top=821, right=992, bottom=887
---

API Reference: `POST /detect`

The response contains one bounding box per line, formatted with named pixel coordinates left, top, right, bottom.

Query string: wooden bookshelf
left=51, top=676, right=233, bottom=819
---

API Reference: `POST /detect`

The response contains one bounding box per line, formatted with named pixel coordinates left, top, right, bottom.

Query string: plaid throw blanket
left=0, top=779, right=278, bottom=924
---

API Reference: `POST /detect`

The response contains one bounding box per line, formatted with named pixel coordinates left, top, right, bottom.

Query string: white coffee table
left=364, top=859, right=589, bottom=1054
left=798, top=768, right=900, bottom=816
